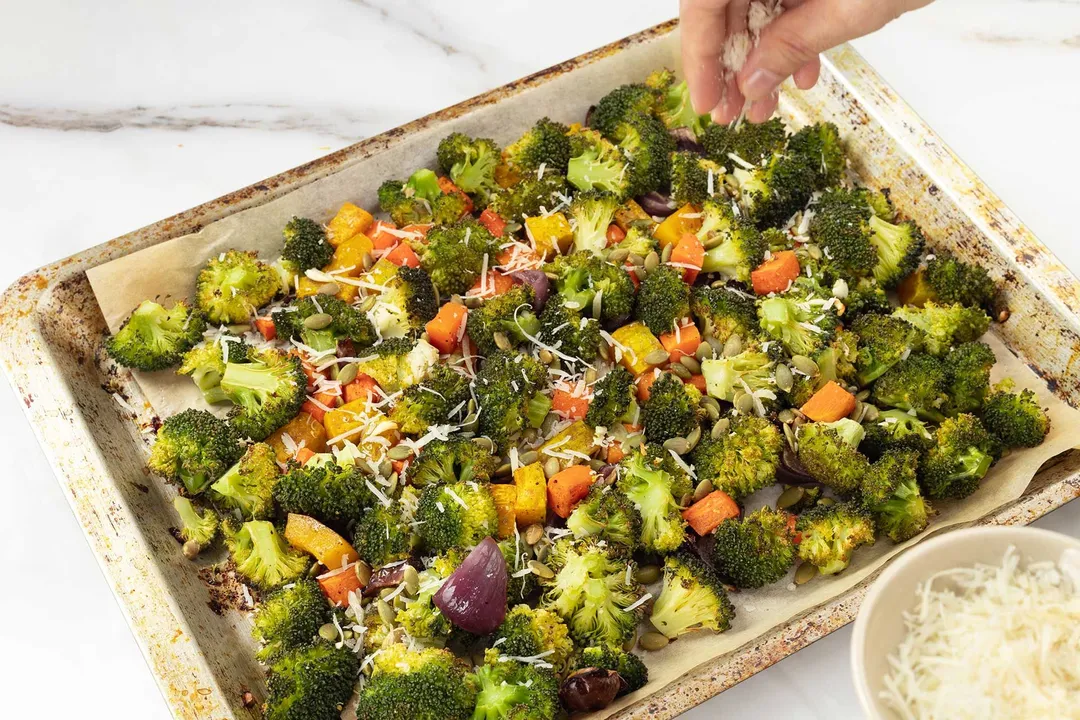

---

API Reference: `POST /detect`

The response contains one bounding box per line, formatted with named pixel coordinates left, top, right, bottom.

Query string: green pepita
left=524, top=524, right=544, bottom=545
left=663, top=437, right=689, bottom=455
left=685, top=424, right=702, bottom=451
left=712, top=417, right=731, bottom=439
left=519, top=450, right=539, bottom=466
left=403, top=564, right=420, bottom=596
left=645, top=349, right=670, bottom=366
left=644, top=251, right=660, bottom=272
left=528, top=560, right=555, bottom=579
left=695, top=342, right=713, bottom=361
left=355, top=561, right=372, bottom=586
left=377, top=599, right=396, bottom=624
left=734, top=391, right=754, bottom=415
left=679, top=355, right=701, bottom=375
left=723, top=334, right=743, bottom=358
left=774, top=364, right=794, bottom=393
left=795, top=562, right=818, bottom=585
left=660, top=243, right=673, bottom=263
left=493, top=331, right=512, bottom=351
left=693, top=478, right=714, bottom=502
left=495, top=462, right=513, bottom=478
left=317, top=282, right=341, bottom=297
left=635, top=564, right=661, bottom=585
left=791, top=354, right=819, bottom=376
left=182, top=540, right=200, bottom=560
left=608, top=248, right=629, bottom=263
left=337, top=362, right=359, bottom=387
left=303, top=313, right=334, bottom=330
left=776, top=485, right=805, bottom=510
left=388, top=444, right=412, bottom=461
left=669, top=362, right=691, bottom=379
left=319, top=623, right=339, bottom=642
left=778, top=408, right=795, bottom=424
left=472, top=436, right=494, bottom=453
left=544, top=457, right=561, bottom=479
left=639, top=632, right=670, bottom=651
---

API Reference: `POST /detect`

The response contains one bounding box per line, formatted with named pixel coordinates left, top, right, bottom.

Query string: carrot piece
left=391, top=458, right=409, bottom=477
left=800, top=380, right=857, bottom=422
left=552, top=388, right=590, bottom=421
left=670, top=232, right=705, bottom=283
left=468, top=271, right=516, bottom=298
left=384, top=242, right=420, bottom=268
left=343, top=373, right=379, bottom=404
left=254, top=317, right=277, bottom=341
left=399, top=223, right=433, bottom=239
left=425, top=303, right=468, bottom=354
left=606, top=223, right=627, bottom=246
left=547, top=465, right=596, bottom=519
left=368, top=221, right=400, bottom=250
left=294, top=447, right=316, bottom=465
left=490, top=484, right=518, bottom=539
left=659, top=323, right=702, bottom=363
left=625, top=262, right=640, bottom=290
left=496, top=244, right=542, bottom=268
left=606, top=442, right=626, bottom=465
left=751, top=250, right=801, bottom=295
left=682, top=490, right=740, bottom=536
left=301, top=393, right=336, bottom=424
left=318, top=564, right=364, bottom=606
left=479, top=208, right=507, bottom=237
left=636, top=369, right=661, bottom=402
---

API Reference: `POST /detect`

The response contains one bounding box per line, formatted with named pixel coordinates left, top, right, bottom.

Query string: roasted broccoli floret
left=177, top=337, right=249, bottom=404
left=567, top=128, right=632, bottom=200
left=281, top=216, right=334, bottom=274
left=493, top=604, right=576, bottom=677
left=711, top=507, right=796, bottom=588
left=389, top=365, right=469, bottom=435
left=356, top=645, right=475, bottom=720
left=470, top=652, right=562, bottom=720
left=797, top=419, right=871, bottom=495
left=504, top=116, right=572, bottom=175
left=538, top=300, right=601, bottom=363
left=641, top=371, right=699, bottom=444
left=696, top=198, right=768, bottom=283
left=396, top=553, right=461, bottom=641
left=690, top=285, right=758, bottom=345
left=700, top=349, right=777, bottom=405
left=757, top=293, right=838, bottom=358
left=415, top=481, right=498, bottom=553
left=851, top=313, right=923, bottom=386
left=465, top=285, right=540, bottom=355
left=367, top=265, right=439, bottom=339
left=590, top=83, right=657, bottom=137
left=871, top=352, right=950, bottom=422
left=473, top=351, right=548, bottom=452
left=730, top=150, right=817, bottom=229
left=920, top=413, right=996, bottom=499
left=436, top=132, right=501, bottom=204
left=573, top=646, right=649, bottom=694
left=786, top=121, right=845, bottom=190
left=272, top=295, right=377, bottom=353
left=690, top=414, right=782, bottom=500
left=420, top=218, right=500, bottom=296
left=650, top=551, right=735, bottom=639
left=195, top=250, right=280, bottom=325
left=634, top=265, right=690, bottom=336
left=701, top=117, right=787, bottom=166
left=566, top=484, right=642, bottom=548
left=227, top=519, right=311, bottom=589
left=585, top=366, right=635, bottom=429
left=265, top=642, right=359, bottom=720
left=377, top=168, right=445, bottom=226
left=488, top=172, right=568, bottom=224
left=615, top=220, right=660, bottom=258
left=893, top=301, right=991, bottom=357
left=253, top=579, right=330, bottom=661
left=149, top=409, right=244, bottom=495
left=944, top=341, right=996, bottom=414
left=862, top=449, right=931, bottom=542
left=106, top=300, right=205, bottom=371
left=616, top=450, right=687, bottom=552
left=651, top=74, right=710, bottom=137
left=609, top=113, right=675, bottom=196
left=669, top=151, right=723, bottom=207
left=808, top=189, right=878, bottom=282
left=352, top=501, right=412, bottom=568
left=981, top=387, right=1050, bottom=449
left=173, top=496, right=219, bottom=547
left=405, top=436, right=497, bottom=487
left=843, top=277, right=893, bottom=322
left=547, top=251, right=636, bottom=323
left=352, top=336, right=439, bottom=394
left=861, top=409, right=935, bottom=460
left=540, top=538, right=645, bottom=647
left=274, top=461, right=377, bottom=530
left=220, top=347, right=306, bottom=441
left=796, top=501, right=875, bottom=575
left=901, top=253, right=997, bottom=310
left=209, top=442, right=279, bottom=519
left=566, top=188, right=620, bottom=257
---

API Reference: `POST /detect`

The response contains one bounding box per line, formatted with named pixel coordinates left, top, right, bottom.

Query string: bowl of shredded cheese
left=851, top=526, right=1080, bottom=719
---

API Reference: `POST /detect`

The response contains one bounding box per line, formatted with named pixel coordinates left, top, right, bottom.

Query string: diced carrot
left=606, top=442, right=626, bottom=465
left=800, top=380, right=857, bottom=422
left=301, top=391, right=338, bottom=424
left=294, top=447, right=316, bottom=465
left=682, top=490, right=741, bottom=536
left=479, top=208, right=507, bottom=237
left=625, top=262, right=640, bottom=290
left=318, top=564, right=364, bottom=606
left=751, top=250, right=801, bottom=295
left=636, top=369, right=661, bottom=402
left=400, top=223, right=433, bottom=239
left=552, top=388, right=590, bottom=421
left=343, top=373, right=379, bottom=404
left=391, top=458, right=409, bottom=477
left=368, top=221, right=400, bottom=250
left=496, top=244, right=542, bottom=268
left=685, top=374, right=708, bottom=393
left=670, top=232, right=706, bottom=284
left=606, top=223, right=626, bottom=246
left=254, top=317, right=277, bottom=341
left=425, top=303, right=468, bottom=354
left=547, top=465, right=596, bottom=518
left=468, top=271, right=516, bottom=298
left=659, top=323, right=702, bottom=363
left=294, top=353, right=325, bottom=390
left=384, top=242, right=420, bottom=268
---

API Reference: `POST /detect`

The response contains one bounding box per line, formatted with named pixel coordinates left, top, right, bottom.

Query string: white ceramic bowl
left=850, top=525, right=1080, bottom=719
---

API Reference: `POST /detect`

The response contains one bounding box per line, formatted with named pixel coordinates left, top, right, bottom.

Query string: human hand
left=680, top=0, right=933, bottom=123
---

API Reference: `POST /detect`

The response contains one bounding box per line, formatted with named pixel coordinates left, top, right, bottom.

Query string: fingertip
left=747, top=95, right=778, bottom=124
left=710, top=78, right=744, bottom=124
left=793, top=56, right=822, bottom=90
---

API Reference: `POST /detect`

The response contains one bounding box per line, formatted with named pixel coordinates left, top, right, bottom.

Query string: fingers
left=793, top=57, right=821, bottom=90
left=680, top=0, right=730, bottom=115
left=711, top=76, right=744, bottom=124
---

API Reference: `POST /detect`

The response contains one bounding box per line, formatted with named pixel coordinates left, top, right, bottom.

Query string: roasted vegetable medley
left=105, top=69, right=1050, bottom=719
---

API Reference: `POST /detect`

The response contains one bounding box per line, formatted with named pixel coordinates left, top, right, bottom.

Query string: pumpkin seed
left=544, top=457, right=561, bottom=479
left=774, top=364, right=794, bottom=393
left=669, top=362, right=691, bottom=379
left=608, top=247, right=630, bottom=263
left=316, top=282, right=341, bottom=297
left=584, top=367, right=598, bottom=384
left=377, top=599, right=396, bottom=624
left=355, top=561, right=372, bottom=586
left=734, top=391, right=754, bottom=415
left=645, top=349, right=670, bottom=366
left=386, top=472, right=399, bottom=496
left=661, top=243, right=674, bottom=263
left=524, top=524, right=545, bottom=545
left=623, top=628, right=639, bottom=653
left=707, top=336, right=725, bottom=355
left=522, top=427, right=539, bottom=444
left=679, top=492, right=694, bottom=507
left=635, top=564, right=661, bottom=585
left=817, top=496, right=836, bottom=507
left=472, top=436, right=494, bottom=453
left=589, top=458, right=607, bottom=471
left=388, top=444, right=412, bottom=461
left=663, top=437, right=689, bottom=455
left=790, top=355, right=819, bottom=376
left=496, top=462, right=513, bottom=478
left=534, top=542, right=551, bottom=562
left=776, top=485, right=805, bottom=510
left=528, top=560, right=555, bottom=579
left=701, top=395, right=721, bottom=414
left=518, top=449, right=538, bottom=466
left=628, top=253, right=645, bottom=267
left=703, top=233, right=725, bottom=250
left=182, top=540, right=200, bottom=560
left=403, top=564, right=420, bottom=596
left=695, top=342, right=713, bottom=362
left=778, top=408, right=795, bottom=424
left=538, top=348, right=554, bottom=365
left=644, top=251, right=660, bottom=272
left=685, top=424, right=702, bottom=451
left=807, top=244, right=823, bottom=260
left=794, top=562, right=818, bottom=585
left=319, top=623, right=339, bottom=642
left=544, top=271, right=560, bottom=281
left=849, top=400, right=864, bottom=422
left=303, top=313, right=334, bottom=330
left=693, top=478, right=714, bottom=502
left=379, top=460, right=393, bottom=478
left=336, top=362, right=359, bottom=387
left=493, top=331, right=512, bottom=351
left=711, top=279, right=726, bottom=288
left=723, top=334, right=743, bottom=358
left=679, top=355, right=701, bottom=375
left=855, top=389, right=871, bottom=401
left=464, top=295, right=483, bottom=309
left=863, top=404, right=879, bottom=422
left=639, top=632, right=670, bottom=651
left=705, top=402, right=720, bottom=421
left=712, top=417, right=731, bottom=439
left=634, top=265, right=649, bottom=282
left=592, top=290, right=603, bottom=319
left=361, top=252, right=374, bottom=270
left=783, top=422, right=797, bottom=451
left=598, top=342, right=611, bottom=361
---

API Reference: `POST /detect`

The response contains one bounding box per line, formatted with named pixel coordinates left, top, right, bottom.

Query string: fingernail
left=741, top=68, right=782, bottom=102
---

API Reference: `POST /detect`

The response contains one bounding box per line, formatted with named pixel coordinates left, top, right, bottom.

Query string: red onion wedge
left=433, top=536, right=507, bottom=635
left=670, top=127, right=704, bottom=153
left=509, top=270, right=550, bottom=312
left=636, top=191, right=677, bottom=218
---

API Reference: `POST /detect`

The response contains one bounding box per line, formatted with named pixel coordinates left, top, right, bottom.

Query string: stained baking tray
left=2, top=20, right=1079, bottom=720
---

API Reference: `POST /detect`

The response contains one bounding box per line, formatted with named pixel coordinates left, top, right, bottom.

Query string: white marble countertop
left=1, top=1, right=1078, bottom=718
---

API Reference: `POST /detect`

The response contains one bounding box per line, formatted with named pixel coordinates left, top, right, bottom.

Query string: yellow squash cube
left=323, top=400, right=399, bottom=453
left=538, top=420, right=597, bottom=472
left=327, top=202, right=373, bottom=246
left=284, top=513, right=359, bottom=569
left=654, top=203, right=703, bottom=249
left=267, top=412, right=328, bottom=463
left=525, top=213, right=574, bottom=259
left=513, top=462, right=547, bottom=527
left=610, top=322, right=665, bottom=375
left=614, top=199, right=652, bottom=232
left=490, top=484, right=518, bottom=539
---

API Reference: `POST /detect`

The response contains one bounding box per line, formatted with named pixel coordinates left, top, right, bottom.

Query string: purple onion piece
left=636, top=191, right=678, bottom=218
left=670, top=127, right=704, bottom=153
left=508, top=270, right=550, bottom=312
left=776, top=444, right=818, bottom=486
left=584, top=104, right=596, bottom=128
left=433, top=537, right=507, bottom=635
left=560, top=668, right=627, bottom=712
left=363, top=563, right=410, bottom=596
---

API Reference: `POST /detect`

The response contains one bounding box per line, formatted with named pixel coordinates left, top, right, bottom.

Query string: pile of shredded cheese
left=881, top=546, right=1080, bottom=719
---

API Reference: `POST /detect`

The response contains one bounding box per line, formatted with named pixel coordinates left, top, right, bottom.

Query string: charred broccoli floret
left=367, top=265, right=439, bottom=339
left=787, top=121, right=846, bottom=190
left=405, top=436, right=497, bottom=487
left=650, top=74, right=710, bottom=137
left=851, top=313, right=923, bottom=386
left=465, top=284, right=540, bottom=355
left=178, top=337, right=249, bottom=404
left=253, top=579, right=330, bottom=661
left=355, top=645, right=475, bottom=720
left=272, top=295, right=377, bottom=353
left=669, top=151, right=723, bottom=207
left=352, top=500, right=412, bottom=568
left=701, top=117, right=787, bottom=166
left=797, top=419, right=871, bottom=495
left=902, top=253, right=997, bottom=310
left=396, top=553, right=461, bottom=641
left=695, top=198, right=768, bottom=283
left=634, top=265, right=691, bottom=337
left=567, top=189, right=620, bottom=257
left=195, top=250, right=280, bottom=325
left=650, top=551, right=735, bottom=640
left=700, top=349, right=777, bottom=405
left=981, top=387, right=1051, bottom=449
left=712, top=506, right=797, bottom=589
left=281, top=216, right=334, bottom=274
left=415, top=481, right=498, bottom=553
left=227, top=519, right=311, bottom=589
left=585, top=366, right=635, bottom=429
left=420, top=218, right=500, bottom=297
left=796, top=501, right=875, bottom=575
left=547, top=251, right=636, bottom=323
left=614, top=220, right=659, bottom=258
left=590, top=83, right=657, bottom=137
left=493, top=605, right=576, bottom=676
left=377, top=168, right=451, bottom=226
left=172, top=496, right=219, bottom=547
left=861, top=409, right=935, bottom=460
left=567, top=128, right=633, bottom=200
left=389, top=365, right=470, bottom=436
left=106, top=300, right=205, bottom=371
left=274, top=460, right=378, bottom=530
left=149, top=409, right=244, bottom=495
left=920, top=413, right=996, bottom=499
left=844, top=277, right=893, bottom=322
left=730, top=150, right=817, bottom=229
left=893, top=301, right=991, bottom=357
left=473, top=351, right=548, bottom=452
left=265, top=642, right=359, bottom=720
left=641, top=371, right=699, bottom=444
left=538, top=300, right=601, bottom=363
left=944, top=341, right=996, bottom=414
left=757, top=293, right=838, bottom=359
left=566, top=484, right=643, bottom=548
left=488, top=172, right=568, bottom=224
left=220, top=347, right=306, bottom=440
left=436, top=132, right=501, bottom=205
left=470, top=652, right=562, bottom=720
left=690, top=285, right=758, bottom=345
left=616, top=450, right=687, bottom=552
left=862, top=449, right=931, bottom=542
left=573, top=646, right=649, bottom=694
left=807, top=189, right=878, bottom=282
left=540, top=538, right=646, bottom=647
left=871, top=352, right=950, bottom=422
left=209, top=442, right=279, bottom=519
left=504, top=117, right=572, bottom=175
left=690, top=415, right=782, bottom=500
left=611, top=113, right=675, bottom=196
